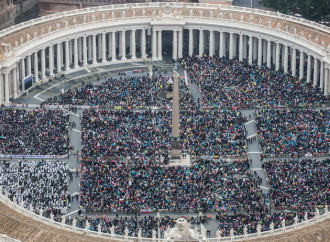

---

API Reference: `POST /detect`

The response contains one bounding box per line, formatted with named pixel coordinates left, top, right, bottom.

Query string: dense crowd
left=263, top=159, right=330, bottom=209
left=42, top=74, right=195, bottom=109
left=256, top=109, right=329, bottom=156
left=81, top=109, right=247, bottom=160
left=0, top=109, right=70, bottom=155
left=0, top=160, right=71, bottom=214
left=80, top=158, right=264, bottom=212
left=180, top=55, right=329, bottom=109
left=83, top=215, right=205, bottom=237
left=217, top=211, right=315, bottom=236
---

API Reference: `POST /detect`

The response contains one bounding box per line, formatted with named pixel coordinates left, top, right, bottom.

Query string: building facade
left=0, top=2, right=329, bottom=104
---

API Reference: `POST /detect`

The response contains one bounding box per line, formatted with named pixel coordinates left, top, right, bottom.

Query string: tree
left=260, top=0, right=330, bottom=22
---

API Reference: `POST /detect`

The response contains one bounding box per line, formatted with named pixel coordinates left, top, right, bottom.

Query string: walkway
left=176, top=65, right=202, bottom=108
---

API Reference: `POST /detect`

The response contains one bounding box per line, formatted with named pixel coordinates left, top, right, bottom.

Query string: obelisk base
left=170, top=140, right=181, bottom=159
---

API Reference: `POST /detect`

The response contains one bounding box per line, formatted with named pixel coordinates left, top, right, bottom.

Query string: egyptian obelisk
left=170, top=72, right=181, bottom=159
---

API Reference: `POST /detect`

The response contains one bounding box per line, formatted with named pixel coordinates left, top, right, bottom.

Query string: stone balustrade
left=0, top=186, right=329, bottom=241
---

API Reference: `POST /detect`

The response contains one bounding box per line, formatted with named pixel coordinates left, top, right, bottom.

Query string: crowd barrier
left=0, top=154, right=69, bottom=159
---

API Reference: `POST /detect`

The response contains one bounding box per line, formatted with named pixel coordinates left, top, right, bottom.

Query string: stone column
left=219, top=31, right=224, bottom=58
left=173, top=30, right=178, bottom=60
left=78, top=38, right=82, bottom=62
left=239, top=33, right=243, bottom=61
left=178, top=30, right=183, bottom=58
left=171, top=72, right=181, bottom=159
left=248, top=36, right=253, bottom=63
left=157, top=30, right=162, bottom=60
left=324, top=67, right=329, bottom=96
left=12, top=67, right=17, bottom=99
left=49, top=45, right=54, bottom=76
left=284, top=45, right=288, bottom=73
left=69, top=40, right=73, bottom=66
left=108, top=33, right=112, bottom=58
left=65, top=41, right=70, bottom=70
left=34, top=52, right=39, bottom=83
left=320, top=61, right=324, bottom=90
left=258, top=37, right=262, bottom=66
left=41, top=48, right=46, bottom=79
left=121, top=30, right=126, bottom=61
left=33, top=51, right=39, bottom=82
left=4, top=72, right=9, bottom=103
left=131, top=29, right=136, bottom=60
left=101, top=33, right=106, bottom=63
left=112, top=31, right=117, bottom=61
left=243, top=35, right=248, bottom=59
left=141, top=29, right=146, bottom=58
left=199, top=29, right=204, bottom=56
left=253, top=37, right=258, bottom=61
left=21, top=58, right=25, bottom=79
left=152, top=28, right=157, bottom=60
left=26, top=55, right=31, bottom=76
left=0, top=74, right=3, bottom=104
left=83, top=36, right=87, bottom=66
left=299, top=51, right=304, bottom=80
left=74, top=38, right=79, bottom=68
left=233, top=34, right=237, bottom=58
left=98, top=34, right=102, bottom=60
left=92, top=34, right=97, bottom=64
left=189, top=29, right=193, bottom=56
left=88, top=36, right=92, bottom=61
left=307, top=54, right=311, bottom=83
left=267, top=40, right=271, bottom=68
left=275, top=42, right=280, bottom=71
left=291, top=47, right=296, bottom=76
left=61, top=42, right=65, bottom=67
left=209, top=30, right=214, bottom=57
left=313, top=58, right=318, bottom=86
left=262, top=40, right=267, bottom=64
left=229, top=32, right=233, bottom=59
left=57, top=43, right=62, bottom=72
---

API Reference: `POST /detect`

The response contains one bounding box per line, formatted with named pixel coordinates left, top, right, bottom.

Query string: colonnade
left=0, top=27, right=329, bottom=104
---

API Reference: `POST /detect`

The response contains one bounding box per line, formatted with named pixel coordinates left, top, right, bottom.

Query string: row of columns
left=0, top=28, right=329, bottom=104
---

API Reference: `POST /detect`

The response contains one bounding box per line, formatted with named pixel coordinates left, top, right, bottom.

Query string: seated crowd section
left=81, top=109, right=247, bottom=159
left=0, top=160, right=71, bottom=216
left=263, top=159, right=330, bottom=210
left=256, top=109, right=329, bottom=157
left=180, top=55, right=329, bottom=109
left=0, top=109, right=71, bottom=155
left=80, top=158, right=263, bottom=212
left=41, top=74, right=195, bottom=109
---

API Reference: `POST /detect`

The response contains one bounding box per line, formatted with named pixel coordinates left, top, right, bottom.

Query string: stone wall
left=0, top=0, right=39, bottom=30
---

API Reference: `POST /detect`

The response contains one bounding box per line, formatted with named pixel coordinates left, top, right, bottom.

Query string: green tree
left=260, top=0, right=330, bottom=22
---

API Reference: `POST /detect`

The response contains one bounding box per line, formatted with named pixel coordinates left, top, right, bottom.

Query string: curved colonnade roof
left=0, top=2, right=329, bottom=67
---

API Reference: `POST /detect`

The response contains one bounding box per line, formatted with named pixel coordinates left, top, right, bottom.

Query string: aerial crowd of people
left=41, top=74, right=195, bottom=109
left=0, top=109, right=70, bottom=155
left=0, top=53, right=329, bottom=239
left=263, top=159, right=330, bottom=209
left=256, top=109, right=329, bottom=156
left=0, top=160, right=71, bottom=215
left=180, top=55, right=329, bottom=109
left=80, top=158, right=265, bottom=212
left=81, top=109, right=248, bottom=160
